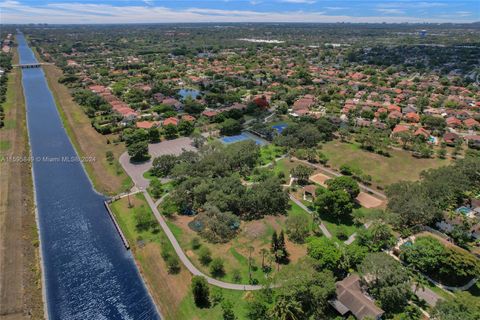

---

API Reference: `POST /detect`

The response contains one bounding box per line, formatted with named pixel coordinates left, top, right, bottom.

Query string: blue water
left=272, top=123, right=288, bottom=134
left=178, top=88, right=200, bottom=100
left=219, top=132, right=268, bottom=145
left=17, top=33, right=160, bottom=320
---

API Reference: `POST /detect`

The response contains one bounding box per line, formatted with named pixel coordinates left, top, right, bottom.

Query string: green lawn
left=178, top=287, right=249, bottom=320
left=0, top=140, right=11, bottom=151
left=321, top=140, right=450, bottom=187
left=259, top=144, right=285, bottom=165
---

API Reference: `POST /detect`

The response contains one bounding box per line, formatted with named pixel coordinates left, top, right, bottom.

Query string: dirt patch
left=242, top=220, right=267, bottom=240
left=356, top=192, right=384, bottom=208
left=309, top=172, right=331, bottom=187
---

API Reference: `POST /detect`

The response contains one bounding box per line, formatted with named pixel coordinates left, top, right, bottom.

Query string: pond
left=178, top=88, right=200, bottom=100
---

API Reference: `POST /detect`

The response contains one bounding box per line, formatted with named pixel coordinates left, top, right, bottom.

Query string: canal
left=17, top=33, right=160, bottom=319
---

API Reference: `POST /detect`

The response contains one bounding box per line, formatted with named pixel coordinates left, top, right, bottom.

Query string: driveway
left=119, top=137, right=196, bottom=189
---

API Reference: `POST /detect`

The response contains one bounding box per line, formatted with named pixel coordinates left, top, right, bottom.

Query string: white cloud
left=324, top=7, right=345, bottom=10
left=280, top=0, right=316, bottom=4
left=377, top=8, right=405, bottom=15
left=0, top=0, right=476, bottom=24
left=456, top=11, right=472, bottom=17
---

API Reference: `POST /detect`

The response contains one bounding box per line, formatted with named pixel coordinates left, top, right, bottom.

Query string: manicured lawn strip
left=321, top=140, right=450, bottom=187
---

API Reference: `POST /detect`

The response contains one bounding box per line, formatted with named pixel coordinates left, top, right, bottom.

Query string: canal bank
left=0, top=44, right=44, bottom=319
left=17, top=32, right=160, bottom=319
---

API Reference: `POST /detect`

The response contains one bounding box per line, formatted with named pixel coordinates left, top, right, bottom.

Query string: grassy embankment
left=0, top=48, right=44, bottom=319
left=32, top=47, right=132, bottom=195
left=110, top=194, right=250, bottom=320
left=321, top=140, right=450, bottom=188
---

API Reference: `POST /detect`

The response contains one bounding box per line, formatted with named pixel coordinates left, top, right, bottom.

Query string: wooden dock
left=103, top=201, right=130, bottom=250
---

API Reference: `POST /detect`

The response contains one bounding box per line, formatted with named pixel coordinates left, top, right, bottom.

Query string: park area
left=321, top=140, right=449, bottom=187
left=160, top=197, right=309, bottom=286
left=110, top=193, right=253, bottom=320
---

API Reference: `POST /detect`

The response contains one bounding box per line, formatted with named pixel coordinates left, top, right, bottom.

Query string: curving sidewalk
left=143, top=191, right=264, bottom=291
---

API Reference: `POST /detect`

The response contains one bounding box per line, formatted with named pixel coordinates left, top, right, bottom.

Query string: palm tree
left=260, top=248, right=268, bottom=270
left=269, top=296, right=303, bottom=320
left=247, top=246, right=254, bottom=282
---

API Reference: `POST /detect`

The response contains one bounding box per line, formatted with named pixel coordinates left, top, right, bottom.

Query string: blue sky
left=1, top=0, right=479, bottom=24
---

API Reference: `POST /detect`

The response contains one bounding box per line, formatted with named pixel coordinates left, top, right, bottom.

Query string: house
left=465, top=135, right=480, bottom=149
left=202, top=110, right=218, bottom=118
left=162, top=98, right=183, bottom=111
left=446, top=116, right=462, bottom=128
left=182, top=114, right=196, bottom=122
left=303, top=185, right=317, bottom=202
left=464, top=118, right=479, bottom=129
left=414, top=127, right=430, bottom=139
left=388, top=111, right=402, bottom=120
left=330, top=275, right=384, bottom=320
left=443, top=132, right=461, bottom=146
left=405, top=112, right=420, bottom=123
left=392, top=124, right=410, bottom=135
left=402, top=105, right=417, bottom=114
left=136, top=121, right=159, bottom=129
left=163, top=117, right=179, bottom=126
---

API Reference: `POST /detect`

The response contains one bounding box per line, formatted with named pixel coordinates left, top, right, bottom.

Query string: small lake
left=17, top=32, right=160, bottom=320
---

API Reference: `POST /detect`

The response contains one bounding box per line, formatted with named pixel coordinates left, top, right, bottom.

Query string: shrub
left=210, top=257, right=225, bottom=278
left=198, top=247, right=212, bottom=266
left=191, top=237, right=201, bottom=250
left=166, top=255, right=180, bottom=274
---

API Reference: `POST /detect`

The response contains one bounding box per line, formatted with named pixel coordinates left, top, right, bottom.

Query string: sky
left=1, top=0, right=479, bottom=24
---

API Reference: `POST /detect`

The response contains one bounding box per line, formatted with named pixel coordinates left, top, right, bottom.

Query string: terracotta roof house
left=182, top=114, right=196, bottom=122
left=202, top=110, right=218, bottom=118
left=446, top=116, right=462, bottom=128
left=464, top=118, right=480, bottom=129
left=388, top=111, right=403, bottom=120
left=163, top=117, right=179, bottom=126
left=414, top=127, right=430, bottom=139
left=387, top=104, right=401, bottom=113
left=136, top=121, right=159, bottom=129
left=330, top=275, right=384, bottom=320
left=405, top=112, right=420, bottom=123
left=294, top=96, right=315, bottom=110
left=392, top=124, right=410, bottom=135
left=443, top=132, right=461, bottom=146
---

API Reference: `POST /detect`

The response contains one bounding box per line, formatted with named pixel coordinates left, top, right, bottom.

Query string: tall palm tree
left=269, top=296, right=303, bottom=320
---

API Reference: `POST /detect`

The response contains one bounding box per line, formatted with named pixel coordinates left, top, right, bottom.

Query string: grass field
left=163, top=199, right=307, bottom=286
left=258, top=144, right=285, bottom=165
left=110, top=193, right=251, bottom=319
left=321, top=140, right=450, bottom=187
left=40, top=62, right=132, bottom=195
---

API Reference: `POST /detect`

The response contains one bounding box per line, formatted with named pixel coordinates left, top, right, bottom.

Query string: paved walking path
left=143, top=191, right=264, bottom=291
left=289, top=194, right=333, bottom=238
left=294, top=158, right=387, bottom=199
